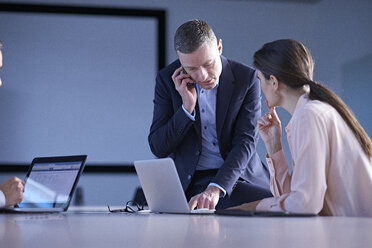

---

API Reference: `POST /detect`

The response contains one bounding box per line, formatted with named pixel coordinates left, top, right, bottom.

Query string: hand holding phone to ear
left=172, top=66, right=197, bottom=114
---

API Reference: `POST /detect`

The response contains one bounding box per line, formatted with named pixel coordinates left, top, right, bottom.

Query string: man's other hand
left=188, top=185, right=221, bottom=210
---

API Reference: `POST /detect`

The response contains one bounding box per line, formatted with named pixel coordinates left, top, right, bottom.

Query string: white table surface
left=1, top=206, right=371, bottom=248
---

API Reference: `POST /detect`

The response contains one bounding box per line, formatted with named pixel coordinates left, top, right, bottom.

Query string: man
left=148, top=20, right=271, bottom=210
left=0, top=40, right=25, bottom=208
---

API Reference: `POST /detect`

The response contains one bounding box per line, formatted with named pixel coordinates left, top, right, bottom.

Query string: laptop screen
left=18, top=155, right=87, bottom=210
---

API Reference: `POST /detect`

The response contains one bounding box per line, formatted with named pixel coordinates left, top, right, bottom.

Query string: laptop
left=0, top=155, right=87, bottom=213
left=135, top=158, right=317, bottom=217
left=134, top=158, right=214, bottom=214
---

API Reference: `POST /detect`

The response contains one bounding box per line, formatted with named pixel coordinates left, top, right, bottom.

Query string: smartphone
left=181, top=68, right=196, bottom=88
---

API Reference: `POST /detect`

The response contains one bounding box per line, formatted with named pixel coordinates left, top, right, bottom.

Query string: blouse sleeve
left=265, top=149, right=291, bottom=196
left=0, top=190, right=5, bottom=207
left=257, top=108, right=329, bottom=214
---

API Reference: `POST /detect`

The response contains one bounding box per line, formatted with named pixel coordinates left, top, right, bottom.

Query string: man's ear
left=217, top=39, right=223, bottom=55
left=269, top=75, right=280, bottom=91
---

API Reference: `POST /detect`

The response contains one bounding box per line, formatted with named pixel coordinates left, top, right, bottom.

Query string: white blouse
left=257, top=94, right=372, bottom=216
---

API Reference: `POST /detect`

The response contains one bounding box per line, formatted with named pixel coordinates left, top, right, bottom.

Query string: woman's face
left=257, top=70, right=278, bottom=108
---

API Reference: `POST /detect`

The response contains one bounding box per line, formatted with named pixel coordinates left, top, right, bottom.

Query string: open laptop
left=134, top=158, right=214, bottom=214
left=135, top=158, right=317, bottom=217
left=0, top=155, right=87, bottom=213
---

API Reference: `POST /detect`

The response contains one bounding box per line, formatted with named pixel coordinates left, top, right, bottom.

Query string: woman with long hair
left=238, top=39, right=372, bottom=216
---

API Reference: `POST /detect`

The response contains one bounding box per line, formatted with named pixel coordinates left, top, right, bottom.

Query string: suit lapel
left=216, top=56, right=235, bottom=139
left=193, top=103, right=202, bottom=139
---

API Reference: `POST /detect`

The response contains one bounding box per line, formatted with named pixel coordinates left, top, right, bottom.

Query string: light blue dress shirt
left=182, top=83, right=226, bottom=196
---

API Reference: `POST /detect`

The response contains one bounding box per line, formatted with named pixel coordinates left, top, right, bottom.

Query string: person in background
left=0, top=40, right=25, bottom=208
left=0, top=178, right=25, bottom=208
left=148, top=20, right=271, bottom=210
left=233, top=39, right=372, bottom=216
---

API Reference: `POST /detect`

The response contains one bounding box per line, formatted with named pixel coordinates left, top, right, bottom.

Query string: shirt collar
left=286, top=93, right=310, bottom=132
left=195, top=81, right=219, bottom=92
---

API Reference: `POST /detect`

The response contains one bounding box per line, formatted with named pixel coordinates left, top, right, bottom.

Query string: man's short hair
left=174, top=19, right=217, bottom=54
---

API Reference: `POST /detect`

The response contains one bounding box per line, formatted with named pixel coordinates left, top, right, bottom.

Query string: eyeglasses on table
left=107, top=200, right=148, bottom=213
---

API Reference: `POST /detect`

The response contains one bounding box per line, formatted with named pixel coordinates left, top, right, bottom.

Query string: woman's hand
left=258, top=100, right=283, bottom=156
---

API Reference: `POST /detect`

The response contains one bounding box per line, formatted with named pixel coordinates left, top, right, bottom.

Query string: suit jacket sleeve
left=148, top=66, right=194, bottom=158
left=213, top=69, right=262, bottom=195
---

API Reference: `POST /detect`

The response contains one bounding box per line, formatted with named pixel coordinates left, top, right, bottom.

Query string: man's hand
left=172, top=66, right=197, bottom=114
left=188, top=185, right=221, bottom=210
left=0, top=177, right=25, bottom=207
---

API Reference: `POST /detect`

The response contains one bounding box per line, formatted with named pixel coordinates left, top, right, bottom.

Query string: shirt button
left=201, top=109, right=205, bottom=113
left=201, top=90, right=204, bottom=93
left=204, top=126, right=207, bottom=129
left=187, top=175, right=192, bottom=180
left=213, top=142, right=216, bottom=146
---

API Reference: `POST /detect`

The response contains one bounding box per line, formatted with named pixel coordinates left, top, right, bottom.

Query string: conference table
left=1, top=207, right=371, bottom=248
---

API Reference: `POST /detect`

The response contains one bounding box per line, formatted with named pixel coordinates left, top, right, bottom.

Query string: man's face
left=177, top=40, right=222, bottom=90
left=0, top=50, right=2, bottom=87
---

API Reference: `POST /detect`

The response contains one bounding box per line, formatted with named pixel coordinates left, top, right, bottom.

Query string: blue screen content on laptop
left=19, top=161, right=83, bottom=209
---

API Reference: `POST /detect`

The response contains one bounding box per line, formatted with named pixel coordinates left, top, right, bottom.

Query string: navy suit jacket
left=148, top=56, right=270, bottom=196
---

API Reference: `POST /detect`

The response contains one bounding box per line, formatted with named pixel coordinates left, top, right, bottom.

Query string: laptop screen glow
left=19, top=161, right=82, bottom=208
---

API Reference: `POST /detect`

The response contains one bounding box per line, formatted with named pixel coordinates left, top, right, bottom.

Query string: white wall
left=0, top=9, right=158, bottom=164
left=1, top=0, right=371, bottom=205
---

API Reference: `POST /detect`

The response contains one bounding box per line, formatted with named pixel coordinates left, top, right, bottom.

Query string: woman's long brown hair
left=253, top=39, right=372, bottom=158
